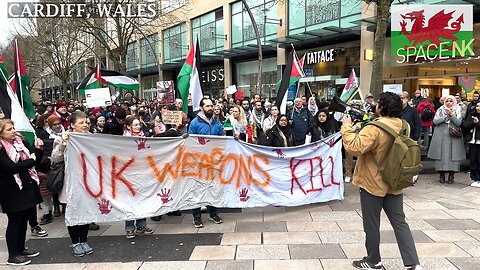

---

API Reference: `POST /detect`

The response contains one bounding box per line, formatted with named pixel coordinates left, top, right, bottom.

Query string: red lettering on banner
left=81, top=153, right=104, bottom=198
left=111, top=156, right=136, bottom=199
left=290, top=156, right=340, bottom=195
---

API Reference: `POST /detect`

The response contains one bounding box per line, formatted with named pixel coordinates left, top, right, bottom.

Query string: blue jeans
left=125, top=218, right=146, bottom=232
left=192, top=206, right=218, bottom=219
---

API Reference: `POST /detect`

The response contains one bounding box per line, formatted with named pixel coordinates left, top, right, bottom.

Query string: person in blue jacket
left=188, top=98, right=224, bottom=228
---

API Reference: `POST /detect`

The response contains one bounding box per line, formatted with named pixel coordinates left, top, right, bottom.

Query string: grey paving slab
left=235, top=221, right=287, bottom=232
left=317, top=231, right=365, bottom=244
left=383, top=258, right=458, bottom=270
left=263, top=232, right=321, bottom=244
left=254, top=259, right=323, bottom=270
left=285, top=203, right=332, bottom=212
left=404, top=210, right=454, bottom=220
left=444, top=209, right=480, bottom=219
left=152, top=215, right=185, bottom=224
left=241, top=206, right=286, bottom=213
left=235, top=244, right=290, bottom=260
left=189, top=245, right=236, bottom=260
left=19, top=264, right=88, bottom=269
left=447, top=257, right=480, bottom=270
left=220, top=232, right=261, bottom=245
left=286, top=221, right=341, bottom=232
left=83, top=262, right=143, bottom=270
left=197, top=222, right=236, bottom=233
left=423, top=230, right=477, bottom=242
left=404, top=201, right=448, bottom=210
left=153, top=223, right=199, bottom=234
left=328, top=203, right=362, bottom=211
left=205, top=260, right=253, bottom=270
left=464, top=230, right=480, bottom=241
left=139, top=261, right=207, bottom=270
left=341, top=243, right=470, bottom=259
left=320, top=259, right=356, bottom=270
left=263, top=211, right=312, bottom=222
left=438, top=201, right=475, bottom=210
left=289, top=244, right=347, bottom=259
left=454, top=241, right=480, bottom=257
left=310, top=211, right=361, bottom=221
left=380, top=230, right=434, bottom=243
left=425, top=219, right=480, bottom=230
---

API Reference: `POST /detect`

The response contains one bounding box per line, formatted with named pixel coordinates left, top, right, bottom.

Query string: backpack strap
left=368, top=119, right=409, bottom=138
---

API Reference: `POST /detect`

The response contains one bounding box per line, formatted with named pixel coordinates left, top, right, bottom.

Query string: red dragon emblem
left=400, top=9, right=463, bottom=48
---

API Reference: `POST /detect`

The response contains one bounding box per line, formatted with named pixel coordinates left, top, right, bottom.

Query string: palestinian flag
left=77, top=67, right=139, bottom=96
left=0, top=54, right=12, bottom=118
left=9, top=39, right=35, bottom=120
left=177, top=36, right=203, bottom=113
left=0, top=54, right=36, bottom=145
left=275, top=49, right=305, bottom=114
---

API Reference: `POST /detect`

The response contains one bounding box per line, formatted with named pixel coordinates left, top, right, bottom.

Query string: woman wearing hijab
left=265, top=114, right=295, bottom=147
left=0, top=119, right=44, bottom=266
left=308, top=96, right=319, bottom=117
left=428, top=95, right=466, bottom=184
left=310, top=109, right=339, bottom=142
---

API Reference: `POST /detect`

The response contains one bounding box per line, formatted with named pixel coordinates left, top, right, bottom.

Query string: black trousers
left=67, top=224, right=90, bottom=244
left=192, top=206, right=218, bottom=219
left=360, top=189, right=420, bottom=267
left=6, top=208, right=34, bottom=258
left=28, top=206, right=39, bottom=228
left=469, top=144, right=480, bottom=181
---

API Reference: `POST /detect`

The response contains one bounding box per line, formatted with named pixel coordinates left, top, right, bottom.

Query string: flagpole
left=14, top=39, right=24, bottom=109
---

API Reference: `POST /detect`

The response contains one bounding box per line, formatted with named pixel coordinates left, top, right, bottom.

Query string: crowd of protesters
left=0, top=89, right=479, bottom=268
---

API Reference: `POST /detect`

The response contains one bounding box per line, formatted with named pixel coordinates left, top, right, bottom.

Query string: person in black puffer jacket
left=309, top=109, right=339, bottom=142
left=463, top=102, right=480, bottom=188
left=265, top=114, right=295, bottom=147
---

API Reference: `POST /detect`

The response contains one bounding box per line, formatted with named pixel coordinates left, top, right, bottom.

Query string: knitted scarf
left=1, top=137, right=39, bottom=189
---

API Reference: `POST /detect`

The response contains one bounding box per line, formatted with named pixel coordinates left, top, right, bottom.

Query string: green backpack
left=368, top=120, right=423, bottom=190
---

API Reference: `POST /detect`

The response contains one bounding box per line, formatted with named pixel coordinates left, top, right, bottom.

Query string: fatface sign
left=305, top=49, right=335, bottom=64
left=64, top=133, right=344, bottom=226
left=391, top=5, right=474, bottom=64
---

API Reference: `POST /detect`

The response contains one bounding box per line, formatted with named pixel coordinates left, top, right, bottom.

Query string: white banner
left=85, top=88, right=112, bottom=107
left=65, top=133, right=344, bottom=226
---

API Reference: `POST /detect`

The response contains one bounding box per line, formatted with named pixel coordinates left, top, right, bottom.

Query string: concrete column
left=359, top=1, right=375, bottom=96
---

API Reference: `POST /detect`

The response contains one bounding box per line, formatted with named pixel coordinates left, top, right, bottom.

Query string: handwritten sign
left=162, top=110, right=183, bottom=125
left=64, top=133, right=344, bottom=226
left=85, top=88, right=112, bottom=107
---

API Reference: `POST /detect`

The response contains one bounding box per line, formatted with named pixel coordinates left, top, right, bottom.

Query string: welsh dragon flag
left=9, top=39, right=36, bottom=121
left=177, top=37, right=203, bottom=113
left=339, top=69, right=363, bottom=105
left=0, top=54, right=36, bottom=146
left=275, top=49, right=305, bottom=114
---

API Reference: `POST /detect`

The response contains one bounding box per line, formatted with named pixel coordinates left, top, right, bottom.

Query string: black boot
left=61, top=203, right=66, bottom=214
left=439, top=172, right=446, bottom=183
left=53, top=205, right=61, bottom=217
left=39, top=213, right=53, bottom=225
left=448, top=172, right=455, bottom=184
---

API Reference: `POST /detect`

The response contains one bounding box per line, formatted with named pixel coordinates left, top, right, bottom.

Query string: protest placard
left=162, top=110, right=183, bottom=125
left=85, top=88, right=112, bottom=107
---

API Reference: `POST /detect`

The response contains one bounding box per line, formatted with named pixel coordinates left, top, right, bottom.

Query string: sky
left=0, top=0, right=34, bottom=47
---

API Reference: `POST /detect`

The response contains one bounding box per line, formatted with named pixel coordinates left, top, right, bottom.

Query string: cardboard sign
left=157, top=81, right=175, bottom=104
left=162, top=110, right=182, bottom=125
left=85, top=88, right=112, bottom=107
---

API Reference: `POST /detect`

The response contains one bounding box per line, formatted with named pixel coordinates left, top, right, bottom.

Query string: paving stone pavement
left=0, top=173, right=479, bottom=269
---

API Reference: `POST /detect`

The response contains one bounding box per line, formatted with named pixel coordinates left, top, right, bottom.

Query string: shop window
left=231, top=0, right=278, bottom=48
left=141, top=34, right=158, bottom=69
left=289, top=0, right=361, bottom=35
left=163, top=24, right=187, bottom=64
left=235, top=58, right=277, bottom=98
left=192, top=9, right=224, bottom=55
left=126, top=42, right=138, bottom=71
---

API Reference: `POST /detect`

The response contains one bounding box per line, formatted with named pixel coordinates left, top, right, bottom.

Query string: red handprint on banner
left=198, top=137, right=210, bottom=145
left=98, top=198, right=112, bottom=214
left=239, top=188, right=250, bottom=202
left=135, top=138, right=150, bottom=150
left=273, top=149, right=286, bottom=158
left=157, top=188, right=173, bottom=204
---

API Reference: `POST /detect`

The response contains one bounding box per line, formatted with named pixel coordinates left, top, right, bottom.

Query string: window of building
left=163, top=23, right=187, bottom=64
left=192, top=9, right=224, bottom=55
left=231, top=0, right=278, bottom=48
left=141, top=34, right=158, bottom=68
left=235, top=57, right=277, bottom=98
left=289, top=0, right=361, bottom=35
left=126, top=42, right=138, bottom=71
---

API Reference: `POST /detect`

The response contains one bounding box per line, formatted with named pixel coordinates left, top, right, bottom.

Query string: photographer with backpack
left=341, top=92, right=422, bottom=270
left=417, top=98, right=436, bottom=149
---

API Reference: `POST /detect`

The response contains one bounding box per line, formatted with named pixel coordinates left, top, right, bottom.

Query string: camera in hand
left=328, top=95, right=366, bottom=122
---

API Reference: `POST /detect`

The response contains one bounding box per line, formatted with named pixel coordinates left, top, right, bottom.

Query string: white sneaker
left=471, top=181, right=480, bottom=187
left=344, top=176, right=351, bottom=183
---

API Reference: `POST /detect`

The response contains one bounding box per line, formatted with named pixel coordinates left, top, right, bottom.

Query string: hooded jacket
left=188, top=111, right=224, bottom=136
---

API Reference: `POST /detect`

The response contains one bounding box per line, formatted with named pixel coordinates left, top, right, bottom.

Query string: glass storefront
left=297, top=41, right=360, bottom=100
left=163, top=23, right=188, bottom=64
left=235, top=58, right=277, bottom=99
left=141, top=74, right=160, bottom=100
left=126, top=42, right=138, bottom=72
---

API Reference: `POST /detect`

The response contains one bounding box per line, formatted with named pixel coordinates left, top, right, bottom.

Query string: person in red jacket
left=417, top=98, right=436, bottom=149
